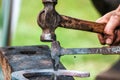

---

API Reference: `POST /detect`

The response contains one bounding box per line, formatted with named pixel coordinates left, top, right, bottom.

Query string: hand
left=97, top=5, right=120, bottom=46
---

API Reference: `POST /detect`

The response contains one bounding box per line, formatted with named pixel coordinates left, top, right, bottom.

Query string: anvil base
left=0, top=45, right=74, bottom=80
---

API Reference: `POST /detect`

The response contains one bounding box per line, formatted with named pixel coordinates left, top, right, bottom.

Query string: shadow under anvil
left=0, top=45, right=74, bottom=80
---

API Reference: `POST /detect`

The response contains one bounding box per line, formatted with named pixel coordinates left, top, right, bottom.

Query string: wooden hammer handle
left=59, top=15, right=105, bottom=34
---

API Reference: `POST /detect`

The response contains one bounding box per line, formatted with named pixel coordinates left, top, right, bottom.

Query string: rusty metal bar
left=60, top=46, right=120, bottom=56
left=51, top=41, right=120, bottom=78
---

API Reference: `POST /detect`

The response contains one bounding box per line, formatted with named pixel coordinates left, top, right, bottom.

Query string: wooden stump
left=0, top=49, right=11, bottom=80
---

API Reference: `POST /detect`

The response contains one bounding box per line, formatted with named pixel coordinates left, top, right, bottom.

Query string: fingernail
left=106, top=38, right=112, bottom=45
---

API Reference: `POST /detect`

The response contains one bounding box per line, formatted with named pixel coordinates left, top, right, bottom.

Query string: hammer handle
left=59, top=15, right=105, bottom=34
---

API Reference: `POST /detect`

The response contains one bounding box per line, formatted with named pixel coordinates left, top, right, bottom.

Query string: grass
left=1, top=0, right=120, bottom=80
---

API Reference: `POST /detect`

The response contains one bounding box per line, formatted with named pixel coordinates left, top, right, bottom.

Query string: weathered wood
left=0, top=45, right=74, bottom=80
left=0, top=49, right=11, bottom=80
left=59, top=15, right=105, bottom=34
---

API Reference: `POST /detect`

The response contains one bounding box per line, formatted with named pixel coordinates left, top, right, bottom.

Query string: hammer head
left=38, top=0, right=60, bottom=42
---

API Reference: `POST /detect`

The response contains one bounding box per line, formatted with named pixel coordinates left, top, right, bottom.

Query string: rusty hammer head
left=38, top=0, right=106, bottom=42
left=37, top=0, right=61, bottom=42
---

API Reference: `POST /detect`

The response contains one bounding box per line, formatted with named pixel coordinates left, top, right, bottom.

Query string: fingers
left=97, top=34, right=105, bottom=45
left=98, top=29, right=120, bottom=46
left=96, top=11, right=114, bottom=23
left=96, top=12, right=112, bottom=45
left=104, top=12, right=120, bottom=45
left=96, top=9, right=120, bottom=46
left=111, top=29, right=120, bottom=46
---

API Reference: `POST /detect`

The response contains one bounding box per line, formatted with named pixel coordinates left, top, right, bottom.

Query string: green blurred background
left=1, top=0, right=120, bottom=80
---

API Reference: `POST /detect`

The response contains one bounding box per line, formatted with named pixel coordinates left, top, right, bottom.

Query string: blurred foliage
left=7, top=0, right=120, bottom=80
left=0, top=0, right=1, bottom=5
left=0, top=0, right=2, bottom=28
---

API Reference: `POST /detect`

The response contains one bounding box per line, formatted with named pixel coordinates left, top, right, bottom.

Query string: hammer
left=37, top=0, right=105, bottom=42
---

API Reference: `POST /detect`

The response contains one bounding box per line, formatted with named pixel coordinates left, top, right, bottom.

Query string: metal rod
left=60, top=46, right=120, bottom=56
left=11, top=69, right=90, bottom=80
